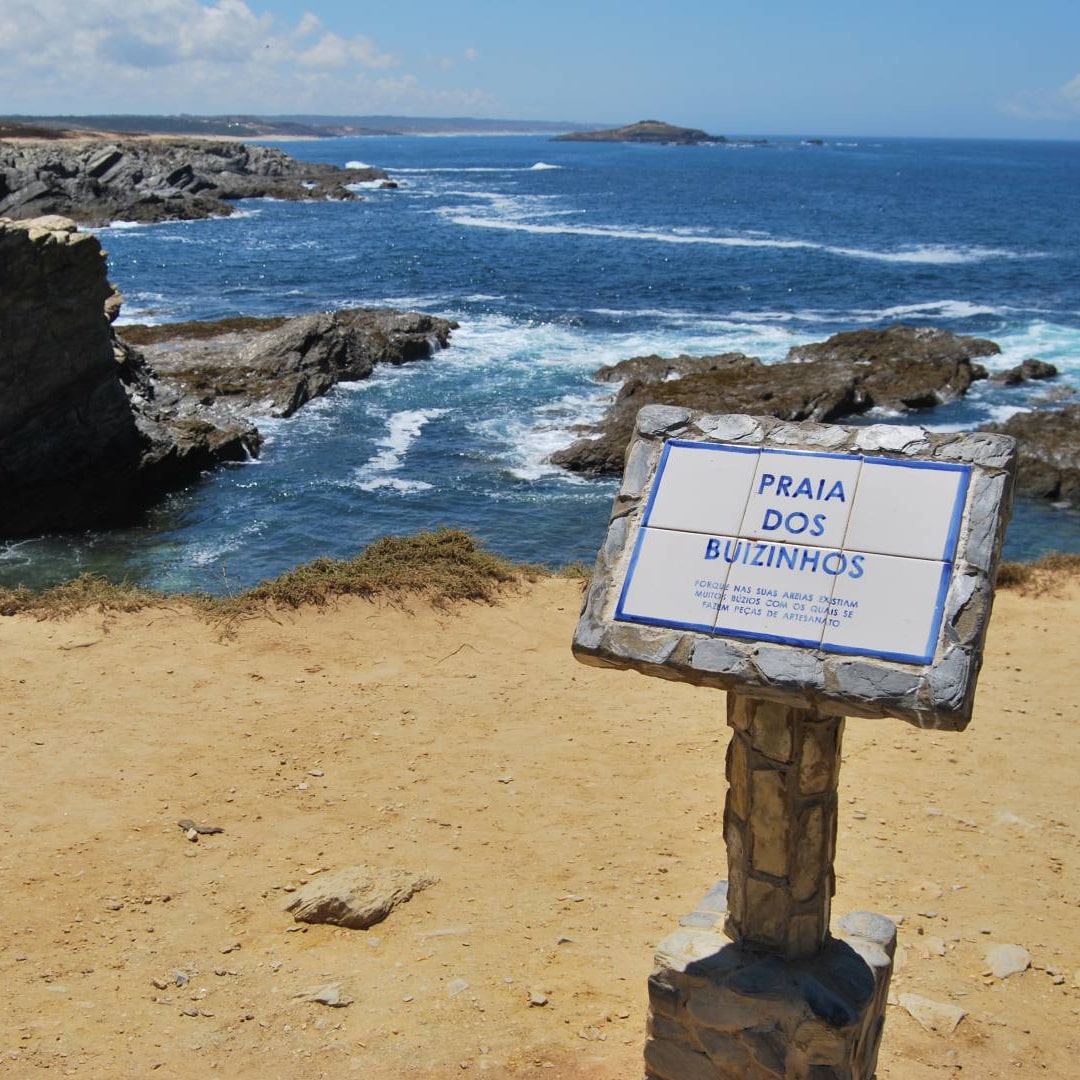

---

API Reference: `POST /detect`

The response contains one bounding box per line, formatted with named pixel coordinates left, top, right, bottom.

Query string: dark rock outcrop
left=126, top=308, right=457, bottom=418
left=552, top=120, right=727, bottom=145
left=0, top=216, right=454, bottom=539
left=0, top=140, right=389, bottom=226
left=551, top=338, right=985, bottom=476
left=594, top=352, right=760, bottom=384
left=984, top=406, right=1080, bottom=503
left=0, top=216, right=150, bottom=534
left=785, top=324, right=1000, bottom=368
left=989, top=358, right=1058, bottom=386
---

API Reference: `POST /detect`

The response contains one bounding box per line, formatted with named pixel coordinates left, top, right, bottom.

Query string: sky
left=1, top=0, right=1078, bottom=139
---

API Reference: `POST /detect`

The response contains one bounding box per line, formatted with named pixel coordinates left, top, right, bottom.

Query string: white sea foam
left=442, top=213, right=1026, bottom=264
left=189, top=520, right=268, bottom=567
left=529, top=162, right=563, bottom=170
left=353, top=408, right=446, bottom=492
left=345, top=160, right=372, bottom=169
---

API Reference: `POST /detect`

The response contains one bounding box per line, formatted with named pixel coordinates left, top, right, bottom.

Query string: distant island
left=552, top=119, right=728, bottom=145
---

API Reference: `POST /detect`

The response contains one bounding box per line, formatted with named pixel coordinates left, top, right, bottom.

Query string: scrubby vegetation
left=0, top=529, right=532, bottom=621
left=2, top=533, right=1078, bottom=622
left=994, top=552, right=1080, bottom=593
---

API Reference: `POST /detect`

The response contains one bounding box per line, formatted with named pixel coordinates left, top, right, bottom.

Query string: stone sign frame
left=573, top=408, right=1018, bottom=731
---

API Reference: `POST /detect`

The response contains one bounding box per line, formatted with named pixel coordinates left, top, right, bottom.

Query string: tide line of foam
left=445, top=214, right=1028, bottom=265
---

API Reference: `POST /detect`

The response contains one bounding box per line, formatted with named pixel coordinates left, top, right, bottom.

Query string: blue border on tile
left=759, top=447, right=863, bottom=463
left=712, top=623, right=824, bottom=651
left=616, top=611, right=722, bottom=636
left=941, top=467, right=971, bottom=562
left=614, top=521, right=649, bottom=621
left=817, top=560, right=953, bottom=665
left=614, top=525, right=722, bottom=635
left=642, top=439, right=760, bottom=529
left=859, top=455, right=972, bottom=563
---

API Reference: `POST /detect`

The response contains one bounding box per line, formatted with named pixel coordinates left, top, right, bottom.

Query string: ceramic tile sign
left=574, top=411, right=1017, bottom=729
left=617, top=442, right=967, bottom=664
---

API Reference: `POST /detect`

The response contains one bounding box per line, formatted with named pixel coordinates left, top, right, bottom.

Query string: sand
left=1, top=576, right=1078, bottom=1078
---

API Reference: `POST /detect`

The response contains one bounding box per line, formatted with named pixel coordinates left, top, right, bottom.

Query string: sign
left=616, top=442, right=969, bottom=664
left=573, top=410, right=1017, bottom=730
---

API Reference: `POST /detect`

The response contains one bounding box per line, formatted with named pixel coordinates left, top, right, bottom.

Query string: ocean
left=3, top=134, right=1079, bottom=592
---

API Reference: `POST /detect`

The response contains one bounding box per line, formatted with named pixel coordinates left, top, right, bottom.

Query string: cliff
left=0, top=217, right=455, bottom=539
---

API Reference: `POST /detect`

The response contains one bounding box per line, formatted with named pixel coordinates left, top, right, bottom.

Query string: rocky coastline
left=0, top=216, right=454, bottom=539
left=0, top=139, right=389, bottom=226
left=3, top=211, right=1077, bottom=542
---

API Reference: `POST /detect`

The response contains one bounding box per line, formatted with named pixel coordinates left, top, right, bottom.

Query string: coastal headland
left=0, top=554, right=1078, bottom=1077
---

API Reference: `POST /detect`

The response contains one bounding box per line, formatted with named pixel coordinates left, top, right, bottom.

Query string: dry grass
left=4, top=534, right=1078, bottom=623
left=0, top=529, right=532, bottom=624
left=995, top=552, right=1080, bottom=594
left=117, top=315, right=290, bottom=346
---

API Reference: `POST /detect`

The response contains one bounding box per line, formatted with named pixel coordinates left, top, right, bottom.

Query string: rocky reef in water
left=551, top=326, right=1000, bottom=476
left=0, top=216, right=455, bottom=539
left=550, top=325, right=1075, bottom=505
left=0, top=139, right=389, bottom=226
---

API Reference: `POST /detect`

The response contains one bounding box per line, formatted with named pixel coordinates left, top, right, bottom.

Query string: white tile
left=615, top=526, right=730, bottom=633
left=740, top=448, right=862, bottom=549
left=843, top=459, right=970, bottom=561
left=713, top=539, right=840, bottom=649
left=821, top=552, right=951, bottom=664
left=644, top=441, right=760, bottom=535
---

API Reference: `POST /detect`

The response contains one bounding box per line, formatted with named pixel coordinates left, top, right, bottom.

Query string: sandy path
left=0, top=578, right=1077, bottom=1078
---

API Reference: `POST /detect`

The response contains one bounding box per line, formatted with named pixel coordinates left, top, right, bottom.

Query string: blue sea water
left=3, top=134, right=1079, bottom=592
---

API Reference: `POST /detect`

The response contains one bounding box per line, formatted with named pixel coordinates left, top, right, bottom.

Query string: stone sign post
left=573, top=408, right=1017, bottom=1080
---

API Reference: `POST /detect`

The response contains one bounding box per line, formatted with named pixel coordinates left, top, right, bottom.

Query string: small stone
left=308, top=769, right=324, bottom=777
left=986, top=943, right=1031, bottom=979
left=104, top=901, right=123, bottom=911
left=528, top=991, right=548, bottom=1007
left=1051, top=974, right=1065, bottom=985
left=297, top=782, right=309, bottom=791
left=898, top=993, right=966, bottom=1035
left=181, top=1008, right=200, bottom=1018
left=150, top=978, right=168, bottom=990
left=174, top=971, right=189, bottom=987
left=293, top=982, right=353, bottom=1008
left=925, top=936, right=947, bottom=957
left=285, top=866, right=437, bottom=930
left=185, top=829, right=199, bottom=842
left=447, top=979, right=470, bottom=998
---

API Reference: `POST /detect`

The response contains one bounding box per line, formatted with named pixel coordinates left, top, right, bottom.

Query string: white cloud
left=1001, top=73, right=1080, bottom=121
left=464, top=47, right=478, bottom=62
left=0, top=0, right=492, bottom=114
left=296, top=30, right=396, bottom=71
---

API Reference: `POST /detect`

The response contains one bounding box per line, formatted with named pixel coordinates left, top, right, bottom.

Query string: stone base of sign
left=645, top=887, right=895, bottom=1080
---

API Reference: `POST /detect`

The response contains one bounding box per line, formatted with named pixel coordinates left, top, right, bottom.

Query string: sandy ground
left=0, top=576, right=1077, bottom=1079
